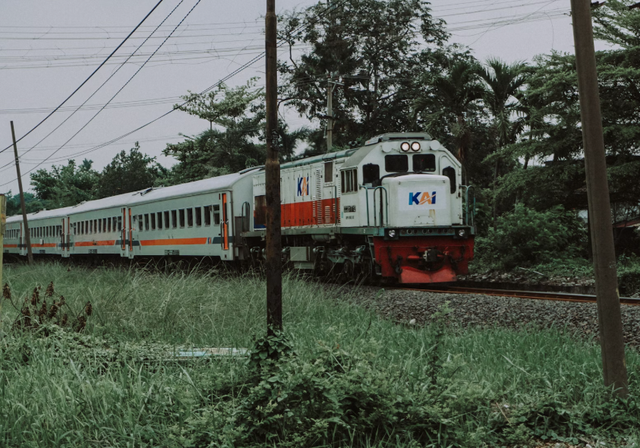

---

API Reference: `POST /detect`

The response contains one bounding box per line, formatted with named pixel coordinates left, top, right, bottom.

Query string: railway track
left=415, top=284, right=640, bottom=306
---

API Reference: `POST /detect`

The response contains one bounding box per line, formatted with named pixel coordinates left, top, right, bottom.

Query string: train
left=2, top=132, right=475, bottom=284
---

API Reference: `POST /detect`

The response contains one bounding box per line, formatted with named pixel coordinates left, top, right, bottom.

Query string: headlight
left=400, top=142, right=410, bottom=152
left=458, top=229, right=466, bottom=237
left=388, top=229, right=396, bottom=238
left=411, top=141, right=421, bottom=151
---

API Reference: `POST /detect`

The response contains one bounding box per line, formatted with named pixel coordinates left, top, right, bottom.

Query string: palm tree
left=478, top=58, right=528, bottom=228
left=414, top=58, right=484, bottom=184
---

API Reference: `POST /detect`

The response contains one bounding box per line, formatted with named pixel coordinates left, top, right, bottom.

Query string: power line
left=0, top=0, right=188, bottom=177
left=1, top=0, right=349, bottom=176
left=0, top=0, right=165, bottom=156
left=0, top=0, right=204, bottom=186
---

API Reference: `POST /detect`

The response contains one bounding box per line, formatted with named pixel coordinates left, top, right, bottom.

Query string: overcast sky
left=0, top=0, right=606, bottom=195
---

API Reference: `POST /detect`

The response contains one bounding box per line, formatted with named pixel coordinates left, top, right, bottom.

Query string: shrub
left=475, top=204, right=587, bottom=270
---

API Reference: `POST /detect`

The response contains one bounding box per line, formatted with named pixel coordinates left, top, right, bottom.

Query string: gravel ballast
left=346, top=286, right=640, bottom=348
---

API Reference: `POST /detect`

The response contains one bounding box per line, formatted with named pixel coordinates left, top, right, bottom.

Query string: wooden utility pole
left=570, top=0, right=628, bottom=397
left=265, top=0, right=282, bottom=334
left=10, top=121, right=33, bottom=265
left=0, top=194, right=5, bottom=283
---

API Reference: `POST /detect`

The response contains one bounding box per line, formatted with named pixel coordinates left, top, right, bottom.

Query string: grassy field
left=1, top=262, right=640, bottom=447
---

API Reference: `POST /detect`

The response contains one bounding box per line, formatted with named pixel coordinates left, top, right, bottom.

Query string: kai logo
left=297, top=176, right=309, bottom=196
left=409, top=191, right=436, bottom=205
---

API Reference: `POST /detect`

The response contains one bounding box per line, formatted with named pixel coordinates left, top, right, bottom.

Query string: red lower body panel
left=373, top=236, right=474, bottom=284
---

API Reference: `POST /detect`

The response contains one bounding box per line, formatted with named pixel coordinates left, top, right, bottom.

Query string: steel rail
left=413, top=285, right=640, bottom=306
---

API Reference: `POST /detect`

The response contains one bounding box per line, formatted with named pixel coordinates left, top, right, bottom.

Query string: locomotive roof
left=6, top=168, right=259, bottom=224
left=281, top=148, right=356, bottom=170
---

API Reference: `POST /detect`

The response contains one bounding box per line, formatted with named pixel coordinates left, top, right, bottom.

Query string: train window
left=341, top=169, right=358, bottom=193
left=195, top=207, right=202, bottom=226
left=413, top=154, right=436, bottom=172
left=165, top=211, right=171, bottom=229
left=213, top=204, right=221, bottom=225
left=151, top=213, right=156, bottom=230
left=187, top=208, right=193, bottom=227
left=324, top=162, right=333, bottom=183
left=362, top=164, right=380, bottom=186
left=171, top=210, right=177, bottom=229
left=204, top=206, right=212, bottom=226
left=144, top=214, right=150, bottom=231
left=94, top=220, right=98, bottom=233
left=98, top=220, right=102, bottom=233
left=157, top=212, right=163, bottom=230
left=385, top=155, right=408, bottom=172
left=179, top=209, right=185, bottom=228
left=117, top=216, right=122, bottom=232
left=443, top=166, right=456, bottom=193
left=103, top=218, right=107, bottom=232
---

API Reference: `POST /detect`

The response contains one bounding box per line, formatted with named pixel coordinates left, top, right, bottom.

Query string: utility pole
left=570, top=0, right=628, bottom=397
left=326, top=75, right=342, bottom=153
left=265, top=0, right=282, bottom=335
left=10, top=121, right=33, bottom=265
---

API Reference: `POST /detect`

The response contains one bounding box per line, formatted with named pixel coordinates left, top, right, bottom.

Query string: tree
left=96, top=142, right=166, bottom=198
left=166, top=80, right=267, bottom=184
left=30, top=159, right=100, bottom=209
left=477, top=58, right=528, bottom=228
left=413, top=55, right=485, bottom=184
left=3, top=191, right=45, bottom=216
left=278, top=0, right=449, bottom=151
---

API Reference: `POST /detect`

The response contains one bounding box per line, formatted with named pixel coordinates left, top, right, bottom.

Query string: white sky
left=0, top=0, right=605, bottom=195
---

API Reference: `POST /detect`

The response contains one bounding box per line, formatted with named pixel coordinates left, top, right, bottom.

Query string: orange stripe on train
left=140, top=238, right=207, bottom=246
left=75, top=240, right=117, bottom=247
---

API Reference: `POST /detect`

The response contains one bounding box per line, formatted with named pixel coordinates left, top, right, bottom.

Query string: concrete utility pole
left=1, top=194, right=5, bottom=283
left=570, top=0, right=628, bottom=397
left=325, top=76, right=342, bottom=153
left=10, top=121, right=33, bottom=265
left=265, top=0, right=282, bottom=334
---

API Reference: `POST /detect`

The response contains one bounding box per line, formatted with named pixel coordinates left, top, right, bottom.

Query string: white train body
left=3, top=133, right=474, bottom=284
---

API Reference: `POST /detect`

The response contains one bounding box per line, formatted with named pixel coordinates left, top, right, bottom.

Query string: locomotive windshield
left=413, top=154, right=435, bottom=172
left=385, top=155, right=408, bottom=172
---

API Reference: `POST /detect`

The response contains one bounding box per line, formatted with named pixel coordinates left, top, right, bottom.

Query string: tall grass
left=1, top=262, right=640, bottom=447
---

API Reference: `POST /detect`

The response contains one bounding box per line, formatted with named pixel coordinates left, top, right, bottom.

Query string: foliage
left=96, top=142, right=167, bottom=198
left=413, top=55, right=486, bottom=184
left=30, top=159, right=100, bottom=208
left=3, top=282, right=91, bottom=334
left=2, top=191, right=45, bottom=217
left=475, top=204, right=588, bottom=270
left=278, top=0, right=450, bottom=151
left=165, top=81, right=267, bottom=184
left=1, top=263, right=640, bottom=446
left=178, top=329, right=484, bottom=448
